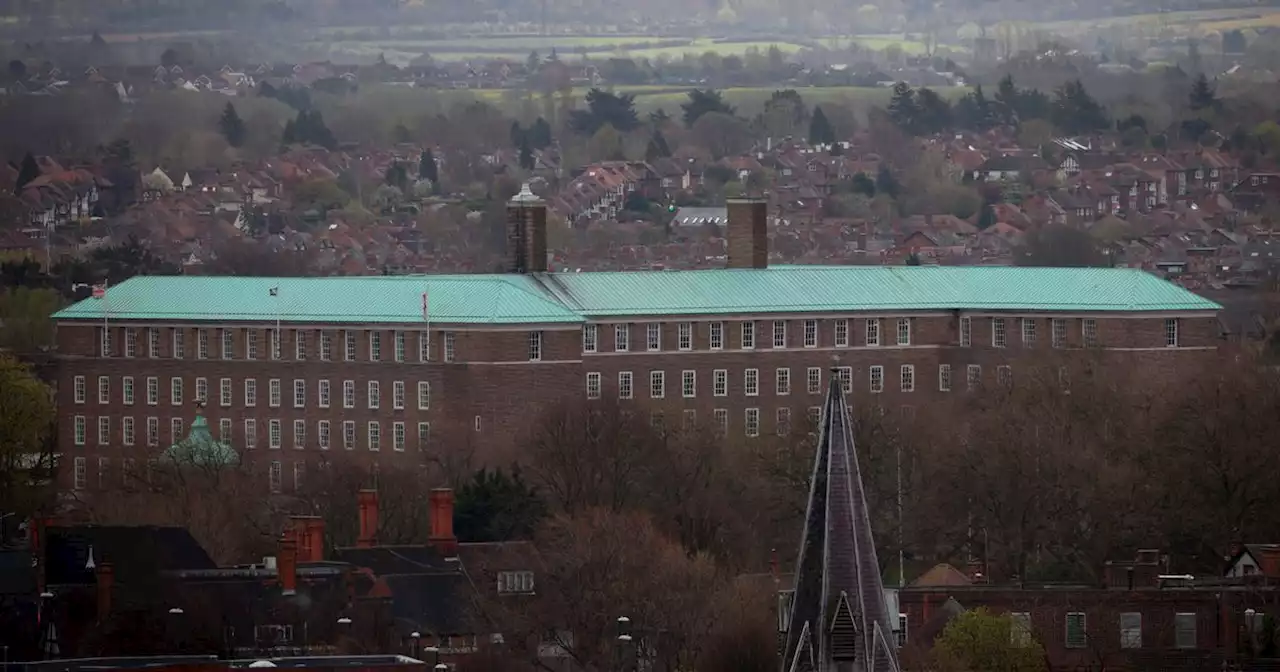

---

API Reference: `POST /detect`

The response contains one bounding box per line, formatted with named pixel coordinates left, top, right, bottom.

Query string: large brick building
left=51, top=193, right=1222, bottom=494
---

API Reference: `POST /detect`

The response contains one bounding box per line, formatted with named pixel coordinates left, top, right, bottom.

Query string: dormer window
left=497, top=570, right=535, bottom=594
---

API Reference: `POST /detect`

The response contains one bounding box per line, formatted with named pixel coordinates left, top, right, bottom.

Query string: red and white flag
left=421, top=292, right=429, bottom=321
left=91, top=284, right=106, bottom=299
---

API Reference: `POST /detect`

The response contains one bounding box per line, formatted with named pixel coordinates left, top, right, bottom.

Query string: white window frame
left=1083, top=318, right=1098, bottom=347
left=776, top=407, right=791, bottom=436
left=244, top=379, right=257, bottom=407
left=293, top=379, right=306, bottom=409
left=678, top=322, right=692, bottom=351
left=74, top=375, right=86, bottom=404
left=367, top=380, right=380, bottom=409
left=807, top=367, right=821, bottom=394
left=586, top=372, right=602, bottom=399
left=269, top=419, right=282, bottom=449
left=896, top=317, right=911, bottom=346
left=170, top=418, right=183, bottom=444
left=714, top=408, right=729, bottom=436
left=195, top=377, right=208, bottom=404
left=866, top=318, right=880, bottom=346
left=320, top=331, right=332, bottom=361
left=319, top=420, right=331, bottom=450
left=992, top=318, right=1007, bottom=348
left=295, top=330, right=307, bottom=360
left=682, top=370, right=696, bottom=398
left=343, top=421, right=355, bottom=451
left=393, top=421, right=406, bottom=452
left=74, top=416, right=86, bottom=445
left=443, top=332, right=456, bottom=362
left=393, top=381, right=405, bottom=410
left=804, top=319, right=817, bottom=347
left=97, top=416, right=110, bottom=445
left=776, top=367, right=790, bottom=395
left=73, top=457, right=87, bottom=490
left=709, top=322, right=723, bottom=350
left=417, top=421, right=430, bottom=450
left=269, top=378, right=281, bottom=408
left=837, top=366, right=852, bottom=393
left=869, top=365, right=884, bottom=393
left=125, top=329, right=137, bottom=358
left=1052, top=318, right=1066, bottom=348
left=147, top=376, right=159, bottom=405
left=293, top=419, right=306, bottom=449
left=221, top=329, right=233, bottom=359
left=744, top=368, right=759, bottom=397
left=967, top=365, right=981, bottom=390
left=319, top=379, right=331, bottom=408
left=123, top=376, right=134, bottom=405
left=741, top=321, right=755, bottom=350
left=368, top=421, right=381, bottom=452
left=528, top=331, right=542, bottom=361
left=1010, top=612, right=1032, bottom=647
left=615, top=324, right=630, bottom=352
left=171, top=329, right=184, bottom=359
left=650, top=370, right=665, bottom=399
left=835, top=319, right=849, bottom=347
left=900, top=364, right=914, bottom=392
left=343, top=380, right=356, bottom=409
left=122, top=416, right=135, bottom=446
left=711, top=369, right=727, bottom=397
left=1022, top=318, right=1036, bottom=346
left=418, top=330, right=430, bottom=362
left=418, top=381, right=430, bottom=410
left=1120, top=612, right=1142, bottom=649
left=268, top=461, right=282, bottom=493
left=938, top=364, right=951, bottom=392
left=582, top=324, right=598, bottom=353
left=618, top=371, right=633, bottom=399
left=246, top=330, right=258, bottom=360
left=394, top=331, right=405, bottom=362
left=960, top=316, right=971, bottom=347
left=745, top=408, right=760, bottom=437
left=369, top=331, right=382, bottom=362
left=148, top=417, right=160, bottom=447
left=772, top=320, right=787, bottom=349
left=147, top=328, right=159, bottom=358
left=98, top=375, right=110, bottom=404
left=170, top=377, right=183, bottom=406
left=646, top=323, right=661, bottom=351
left=1165, top=318, right=1179, bottom=347
left=344, top=330, right=356, bottom=361
left=197, top=329, right=209, bottom=359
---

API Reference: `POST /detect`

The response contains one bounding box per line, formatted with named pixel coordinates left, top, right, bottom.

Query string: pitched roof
left=51, top=267, right=1222, bottom=325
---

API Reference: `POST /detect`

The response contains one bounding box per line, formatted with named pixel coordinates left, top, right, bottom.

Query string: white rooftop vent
left=249, top=662, right=277, bottom=668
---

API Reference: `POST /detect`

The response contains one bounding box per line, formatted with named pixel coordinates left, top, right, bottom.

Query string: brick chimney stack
left=726, top=198, right=768, bottom=269
left=96, top=562, right=114, bottom=621
left=278, top=530, right=298, bottom=596
left=357, top=489, right=379, bottom=548
left=290, top=516, right=325, bottom=563
left=429, top=488, right=458, bottom=557
left=507, top=183, right=548, bottom=274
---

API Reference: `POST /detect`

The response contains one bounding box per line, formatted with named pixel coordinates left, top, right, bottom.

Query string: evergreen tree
left=914, top=88, right=953, bottom=134
left=510, top=121, right=525, bottom=149
left=954, top=85, right=996, bottom=131
left=518, top=137, right=535, bottom=171
left=418, top=149, right=438, bottom=184
left=14, top=152, right=38, bottom=195
left=281, top=118, right=296, bottom=145
left=384, top=161, right=409, bottom=192
left=218, top=102, right=246, bottom=148
left=1050, top=80, right=1109, bottom=135
left=875, top=165, right=900, bottom=199
left=808, top=105, right=836, bottom=145
left=645, top=129, right=672, bottom=162
left=994, top=74, right=1020, bottom=125
left=886, top=81, right=919, bottom=134
left=1189, top=74, right=1218, bottom=111
left=527, top=117, right=553, bottom=149
left=976, top=203, right=997, bottom=230
left=851, top=172, right=876, bottom=197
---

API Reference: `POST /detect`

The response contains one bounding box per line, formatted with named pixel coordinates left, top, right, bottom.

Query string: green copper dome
left=162, top=414, right=240, bottom=467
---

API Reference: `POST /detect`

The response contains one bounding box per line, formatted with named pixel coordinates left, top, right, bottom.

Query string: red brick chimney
left=290, top=516, right=325, bottom=563
left=429, top=488, right=457, bottom=557
left=96, top=562, right=114, bottom=621
left=357, top=489, right=379, bottom=548
left=726, top=198, right=768, bottom=269
left=278, top=531, right=298, bottom=597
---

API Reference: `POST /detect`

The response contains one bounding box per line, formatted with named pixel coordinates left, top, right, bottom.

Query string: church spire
left=780, top=371, right=901, bottom=672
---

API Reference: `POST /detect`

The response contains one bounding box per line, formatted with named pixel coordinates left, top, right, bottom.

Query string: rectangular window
left=678, top=322, right=692, bottom=350
left=615, top=324, right=630, bottom=352
left=900, top=365, right=914, bottom=392
left=293, top=462, right=305, bottom=491
left=1083, top=318, right=1098, bottom=347
left=776, top=407, right=791, bottom=436
left=394, top=331, right=405, bottom=362
left=837, top=366, right=852, bottom=393
left=293, top=419, right=306, bottom=449
left=147, top=328, right=159, bottom=358
left=243, top=330, right=257, bottom=360
left=896, top=614, right=909, bottom=648
left=367, top=381, right=380, bottom=409
left=1052, top=318, right=1066, bottom=348
left=713, top=369, right=728, bottom=397
left=682, top=409, right=697, bottom=430
left=1022, top=318, right=1036, bottom=346
left=270, top=328, right=282, bottom=359
left=269, top=419, right=282, bottom=449
left=244, top=379, right=257, bottom=407
left=221, top=329, right=233, bottom=359
left=745, top=408, right=760, bottom=437
left=869, top=366, right=884, bottom=393
left=269, top=379, right=281, bottom=408
left=122, top=417, right=135, bottom=446
left=967, top=365, right=981, bottom=390
left=682, top=370, right=696, bottom=398
left=147, top=417, right=159, bottom=447
left=1010, top=613, right=1032, bottom=647
left=1120, top=612, right=1142, bottom=649
left=714, top=408, right=729, bottom=436
left=417, top=381, right=430, bottom=410
left=295, top=331, right=307, bottom=360
left=219, top=378, right=231, bottom=407
left=776, top=368, right=791, bottom=395
left=444, top=332, right=455, bottom=362
left=172, top=329, right=185, bottom=359
left=320, top=332, right=332, bottom=361
left=647, top=323, right=661, bottom=351
left=344, top=331, right=356, bottom=361
left=268, top=461, right=282, bottom=493
left=170, top=377, right=183, bottom=406
left=804, top=320, right=817, bottom=347
left=74, top=376, right=86, bottom=404
left=418, top=331, right=429, bottom=362
left=998, top=365, right=1012, bottom=387
left=807, top=367, right=821, bottom=394
left=709, top=322, right=723, bottom=350
left=369, top=331, right=382, bottom=362
left=316, top=420, right=330, bottom=450
left=98, top=376, right=110, bottom=404
left=741, top=322, right=755, bottom=349
left=993, top=318, right=1007, bottom=347
left=73, top=457, right=86, bottom=490
left=835, top=319, right=849, bottom=347
left=197, top=330, right=209, bottom=359
left=960, top=316, right=971, bottom=347
left=368, top=421, right=381, bottom=452
left=1175, top=613, right=1196, bottom=649
left=744, top=369, right=759, bottom=396
left=1065, top=612, right=1087, bottom=649
left=393, top=422, right=406, bottom=452
left=195, top=377, right=208, bottom=404
left=124, top=376, right=137, bottom=406
left=293, top=380, right=305, bottom=408
left=866, top=318, right=880, bottom=346
left=319, top=380, right=331, bottom=408
left=343, top=381, right=355, bottom=409
left=417, top=422, right=431, bottom=450
left=125, top=329, right=137, bottom=358
left=772, top=320, right=787, bottom=349
left=939, top=365, right=952, bottom=392
left=586, top=372, right=602, bottom=399
left=343, top=421, right=355, bottom=451
left=1165, top=318, right=1179, bottom=347
left=74, top=415, right=86, bottom=445
left=897, top=317, right=911, bottom=345
left=650, top=370, right=665, bottom=399
left=170, top=418, right=183, bottom=444
left=219, top=418, right=231, bottom=443
left=618, top=371, right=633, bottom=399
left=582, top=324, right=598, bottom=353
left=147, top=376, right=159, bottom=405
left=393, top=381, right=405, bottom=410
left=528, top=331, right=542, bottom=361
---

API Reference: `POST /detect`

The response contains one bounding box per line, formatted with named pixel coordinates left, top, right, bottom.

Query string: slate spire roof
left=780, top=372, right=901, bottom=672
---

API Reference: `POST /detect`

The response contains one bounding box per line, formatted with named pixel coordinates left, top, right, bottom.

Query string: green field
left=322, top=36, right=815, bottom=63
left=1031, top=7, right=1280, bottom=33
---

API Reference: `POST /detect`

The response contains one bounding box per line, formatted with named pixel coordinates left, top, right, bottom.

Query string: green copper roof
left=51, top=267, right=1220, bottom=324
left=162, top=414, right=240, bottom=467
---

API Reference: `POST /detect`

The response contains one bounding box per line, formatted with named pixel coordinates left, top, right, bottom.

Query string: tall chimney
left=507, top=183, right=548, bottom=274
left=290, top=516, right=325, bottom=563
left=429, top=488, right=458, bottom=557
left=726, top=198, right=768, bottom=269
left=306, top=518, right=325, bottom=562
left=96, top=562, right=114, bottom=621
left=278, top=530, right=298, bottom=596
left=357, top=489, right=379, bottom=548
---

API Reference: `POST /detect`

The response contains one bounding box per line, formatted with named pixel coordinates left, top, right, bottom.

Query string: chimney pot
left=506, top=183, right=548, bottom=274
left=357, top=489, right=379, bottom=548
left=725, top=198, right=769, bottom=269
left=278, top=532, right=298, bottom=596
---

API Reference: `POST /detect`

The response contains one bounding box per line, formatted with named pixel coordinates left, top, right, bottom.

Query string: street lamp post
left=168, top=607, right=185, bottom=653
left=615, top=617, right=633, bottom=672
left=409, top=632, right=421, bottom=659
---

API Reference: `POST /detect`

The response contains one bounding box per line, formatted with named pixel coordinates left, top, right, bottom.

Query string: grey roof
left=781, top=375, right=901, bottom=672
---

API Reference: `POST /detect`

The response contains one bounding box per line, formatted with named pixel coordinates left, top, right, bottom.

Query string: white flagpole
left=101, top=280, right=110, bottom=354
left=422, top=291, right=430, bottom=358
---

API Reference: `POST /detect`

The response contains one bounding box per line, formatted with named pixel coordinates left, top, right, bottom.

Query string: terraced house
left=51, top=193, right=1223, bottom=494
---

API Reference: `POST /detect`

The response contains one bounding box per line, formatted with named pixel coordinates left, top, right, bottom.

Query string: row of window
left=580, top=318, right=916, bottom=354
left=1012, top=611, right=1198, bottom=650
left=73, top=376, right=433, bottom=411
left=98, top=327, right=458, bottom=363
left=73, top=415, right=431, bottom=453
left=69, top=455, right=312, bottom=494
left=584, top=364, right=1010, bottom=400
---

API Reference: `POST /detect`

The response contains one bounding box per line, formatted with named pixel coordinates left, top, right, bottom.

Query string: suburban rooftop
left=51, top=267, right=1222, bottom=325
